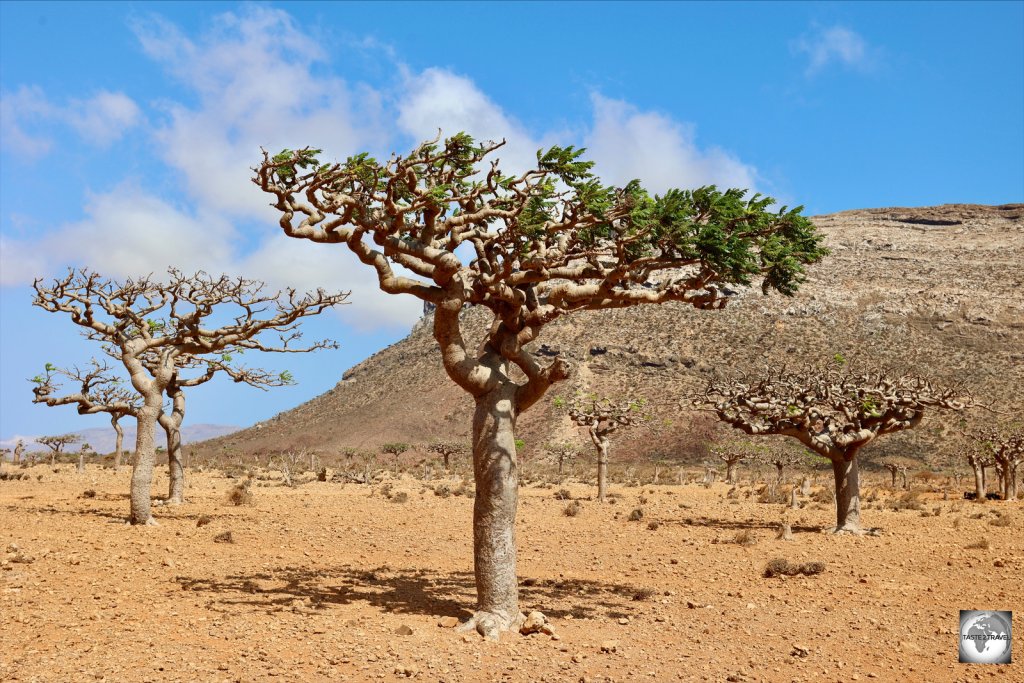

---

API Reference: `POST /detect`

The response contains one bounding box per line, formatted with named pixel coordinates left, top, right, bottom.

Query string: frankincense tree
left=256, top=132, right=826, bottom=638
left=695, top=363, right=974, bottom=533
left=33, top=268, right=347, bottom=524
left=567, top=396, right=645, bottom=501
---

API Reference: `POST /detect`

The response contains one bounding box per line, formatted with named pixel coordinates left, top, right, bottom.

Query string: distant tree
left=257, top=132, right=826, bottom=638
left=710, top=442, right=755, bottom=484
left=427, top=441, right=468, bottom=471
left=32, top=360, right=139, bottom=473
left=877, top=456, right=915, bottom=489
left=968, top=426, right=1022, bottom=501
left=751, top=443, right=809, bottom=486
left=567, top=396, right=645, bottom=502
left=545, top=441, right=582, bottom=476
left=14, top=440, right=25, bottom=464
left=33, top=268, right=346, bottom=524
left=76, top=442, right=94, bottom=474
left=695, top=363, right=974, bottom=533
left=36, top=434, right=80, bottom=466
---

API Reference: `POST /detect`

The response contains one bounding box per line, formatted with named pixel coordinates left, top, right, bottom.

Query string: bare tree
left=32, top=360, right=139, bottom=473
left=968, top=427, right=1022, bottom=501
left=752, top=444, right=808, bottom=487
left=545, top=441, right=582, bottom=476
left=566, top=396, right=645, bottom=502
left=877, top=456, right=915, bottom=489
left=256, top=133, right=826, bottom=638
left=36, top=434, right=80, bottom=466
left=709, top=442, right=757, bottom=484
left=427, top=441, right=467, bottom=472
left=33, top=269, right=347, bottom=524
left=695, top=363, right=974, bottom=533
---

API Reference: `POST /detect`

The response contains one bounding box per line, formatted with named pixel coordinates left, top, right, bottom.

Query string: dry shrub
left=964, top=538, right=990, bottom=550
left=564, top=500, right=582, bottom=517
left=227, top=479, right=253, bottom=506
left=890, top=489, right=925, bottom=511
left=627, top=508, right=644, bottom=522
left=213, top=531, right=234, bottom=544
left=733, top=530, right=758, bottom=546
left=763, top=558, right=826, bottom=578
left=392, top=491, right=409, bottom=504
left=554, top=488, right=572, bottom=501
left=632, top=588, right=656, bottom=601
left=809, top=487, right=834, bottom=504
left=196, top=515, right=212, bottom=527
left=379, top=481, right=395, bottom=499
left=647, top=520, right=660, bottom=531
left=80, top=489, right=97, bottom=498
left=433, top=483, right=452, bottom=498
left=989, top=512, right=1012, bottom=528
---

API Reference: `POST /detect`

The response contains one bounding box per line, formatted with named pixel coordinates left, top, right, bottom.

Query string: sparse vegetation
left=227, top=479, right=254, bottom=506
left=627, top=508, right=644, bottom=522
left=763, top=558, right=826, bottom=577
left=564, top=500, right=582, bottom=517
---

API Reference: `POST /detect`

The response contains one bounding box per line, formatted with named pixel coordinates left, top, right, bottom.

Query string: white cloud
left=240, top=234, right=423, bottom=330
left=0, top=86, right=56, bottom=156
left=793, top=25, right=872, bottom=76
left=584, top=94, right=758, bottom=194
left=133, top=6, right=387, bottom=220
left=67, top=91, right=142, bottom=146
left=1, top=183, right=236, bottom=285
left=0, top=86, right=141, bottom=156
left=397, top=67, right=551, bottom=175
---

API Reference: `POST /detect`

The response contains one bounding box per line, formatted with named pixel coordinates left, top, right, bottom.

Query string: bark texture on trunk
left=130, top=406, right=159, bottom=525
left=596, top=439, right=609, bottom=503
left=165, top=424, right=184, bottom=504
left=831, top=455, right=862, bottom=534
left=112, top=416, right=124, bottom=472
left=726, top=462, right=736, bottom=484
left=972, top=463, right=985, bottom=500
left=461, top=385, right=523, bottom=640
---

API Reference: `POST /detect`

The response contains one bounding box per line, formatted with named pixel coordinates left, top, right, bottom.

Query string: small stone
left=993, top=559, right=1005, bottom=567
left=746, top=602, right=756, bottom=609
left=790, top=644, right=810, bottom=658
left=437, top=616, right=459, bottom=628
left=572, top=654, right=584, bottom=663
left=394, top=624, right=414, bottom=636
left=600, top=640, right=619, bottom=653
left=520, top=610, right=549, bottom=635
left=393, top=664, right=418, bottom=677
left=162, top=557, right=175, bottom=568
left=617, top=617, right=629, bottom=625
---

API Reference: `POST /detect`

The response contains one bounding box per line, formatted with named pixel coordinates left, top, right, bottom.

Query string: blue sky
left=1, top=1, right=1022, bottom=446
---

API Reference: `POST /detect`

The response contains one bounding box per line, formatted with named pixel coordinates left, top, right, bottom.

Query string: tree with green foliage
left=695, top=363, right=974, bottom=533
left=33, top=268, right=346, bottom=524
left=256, top=132, right=826, bottom=639
left=36, top=433, right=80, bottom=466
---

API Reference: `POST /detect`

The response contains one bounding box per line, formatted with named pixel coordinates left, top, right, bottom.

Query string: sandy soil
left=1, top=465, right=1020, bottom=683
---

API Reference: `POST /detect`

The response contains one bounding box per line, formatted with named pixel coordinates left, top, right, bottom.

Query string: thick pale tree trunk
left=801, top=477, right=810, bottom=496
left=130, top=405, right=160, bottom=525
left=900, top=469, right=908, bottom=489
left=77, top=450, right=85, bottom=473
left=726, top=461, right=737, bottom=484
left=831, top=454, right=862, bottom=534
left=164, top=423, right=184, bottom=505
left=596, top=439, right=610, bottom=502
left=462, top=384, right=523, bottom=640
left=971, top=462, right=986, bottom=500
left=112, top=416, right=124, bottom=472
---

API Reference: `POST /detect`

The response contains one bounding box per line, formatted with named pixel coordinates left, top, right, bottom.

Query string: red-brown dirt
left=2, top=465, right=1020, bottom=682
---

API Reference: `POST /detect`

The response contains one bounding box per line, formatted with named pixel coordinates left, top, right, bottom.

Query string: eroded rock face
left=206, top=204, right=1024, bottom=465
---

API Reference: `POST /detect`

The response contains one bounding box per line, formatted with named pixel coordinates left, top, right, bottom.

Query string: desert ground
left=1, top=465, right=1020, bottom=683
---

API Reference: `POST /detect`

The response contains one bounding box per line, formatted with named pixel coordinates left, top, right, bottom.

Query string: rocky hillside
left=201, top=204, right=1024, bottom=464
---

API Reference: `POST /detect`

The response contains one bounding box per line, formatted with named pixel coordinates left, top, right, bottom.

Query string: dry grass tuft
left=213, top=531, right=235, bottom=544
left=733, top=529, right=758, bottom=546
left=964, top=538, right=990, bottom=550
left=227, top=479, right=253, bottom=506
left=627, top=508, right=644, bottom=522
left=763, top=558, right=826, bottom=578
left=564, top=500, right=582, bottom=517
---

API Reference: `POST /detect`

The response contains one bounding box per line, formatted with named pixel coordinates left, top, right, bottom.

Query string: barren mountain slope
left=203, top=204, right=1024, bottom=461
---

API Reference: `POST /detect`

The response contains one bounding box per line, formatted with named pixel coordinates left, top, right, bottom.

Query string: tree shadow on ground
left=176, top=565, right=660, bottom=621
left=669, top=514, right=825, bottom=534
left=3, top=503, right=127, bottom=522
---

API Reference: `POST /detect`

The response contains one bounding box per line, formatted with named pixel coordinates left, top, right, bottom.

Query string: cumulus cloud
left=584, top=94, right=758, bottom=194
left=793, top=25, right=873, bottom=77
left=240, top=235, right=424, bottom=330
left=1, top=183, right=236, bottom=285
left=0, top=86, right=56, bottom=156
left=133, top=6, right=387, bottom=220
left=0, top=86, right=141, bottom=156
left=397, top=67, right=554, bottom=174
